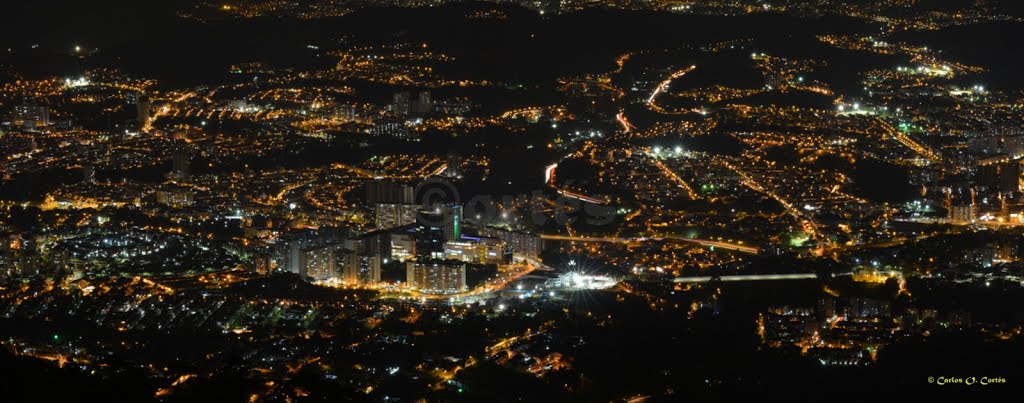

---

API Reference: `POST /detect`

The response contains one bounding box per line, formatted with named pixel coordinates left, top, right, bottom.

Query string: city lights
left=1, top=1, right=1021, bottom=400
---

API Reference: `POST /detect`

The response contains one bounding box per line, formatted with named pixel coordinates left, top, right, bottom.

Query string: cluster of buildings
left=762, top=296, right=979, bottom=366
left=369, top=91, right=433, bottom=139
left=260, top=180, right=541, bottom=294
left=6, top=102, right=51, bottom=131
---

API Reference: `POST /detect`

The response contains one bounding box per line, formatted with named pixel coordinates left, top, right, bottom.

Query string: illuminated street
left=2, top=1, right=1024, bottom=401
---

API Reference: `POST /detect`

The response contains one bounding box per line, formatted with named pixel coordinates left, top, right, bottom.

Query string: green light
left=52, top=334, right=60, bottom=341
left=789, top=233, right=810, bottom=247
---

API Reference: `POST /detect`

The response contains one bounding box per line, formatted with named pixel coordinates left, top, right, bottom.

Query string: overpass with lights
left=539, top=234, right=759, bottom=254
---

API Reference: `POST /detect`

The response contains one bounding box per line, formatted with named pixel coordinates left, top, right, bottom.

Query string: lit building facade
left=406, top=259, right=467, bottom=294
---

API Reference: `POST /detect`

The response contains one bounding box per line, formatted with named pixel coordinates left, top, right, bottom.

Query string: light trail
left=544, top=163, right=558, bottom=185
left=615, top=111, right=636, bottom=133
left=555, top=188, right=609, bottom=205
left=544, top=162, right=609, bottom=205
left=646, top=65, right=696, bottom=109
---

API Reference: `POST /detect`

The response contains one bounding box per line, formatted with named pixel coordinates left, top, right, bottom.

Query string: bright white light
left=64, top=76, right=90, bottom=88
left=551, top=271, right=617, bottom=290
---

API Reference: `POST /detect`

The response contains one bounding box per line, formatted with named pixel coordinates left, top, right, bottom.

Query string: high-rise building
left=349, top=231, right=386, bottom=256
left=479, top=226, right=543, bottom=257
left=136, top=95, right=152, bottom=126
left=11, top=104, right=50, bottom=130
left=390, top=91, right=431, bottom=118
left=169, top=150, right=190, bottom=181
left=155, top=185, right=194, bottom=207
left=251, top=252, right=272, bottom=275
left=414, top=91, right=432, bottom=116
left=339, top=250, right=381, bottom=285
left=414, top=211, right=445, bottom=257
left=948, top=203, right=975, bottom=223
left=443, top=152, right=462, bottom=178
left=365, top=181, right=414, bottom=205
left=389, top=233, right=416, bottom=262
left=442, top=204, right=462, bottom=242
left=375, top=203, right=419, bottom=230
left=347, top=229, right=420, bottom=265
left=977, top=161, right=1020, bottom=193
left=275, top=229, right=349, bottom=276
left=442, top=238, right=506, bottom=264
left=391, top=91, right=411, bottom=117
left=300, top=245, right=339, bottom=280
left=443, top=241, right=479, bottom=263
left=281, top=239, right=303, bottom=275
left=846, top=297, right=890, bottom=318
left=405, top=259, right=467, bottom=294
left=334, top=104, right=357, bottom=121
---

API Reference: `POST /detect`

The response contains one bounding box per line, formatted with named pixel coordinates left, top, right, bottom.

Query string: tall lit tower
left=442, top=204, right=462, bottom=242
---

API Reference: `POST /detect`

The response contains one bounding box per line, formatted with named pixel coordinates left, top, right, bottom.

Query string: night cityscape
left=2, top=0, right=1024, bottom=401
